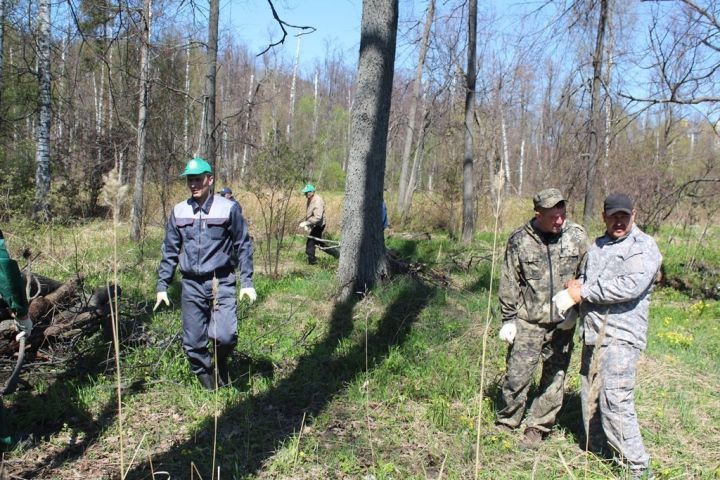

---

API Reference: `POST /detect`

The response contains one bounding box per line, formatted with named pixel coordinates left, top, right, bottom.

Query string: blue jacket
left=579, top=225, right=662, bottom=350
left=157, top=194, right=254, bottom=291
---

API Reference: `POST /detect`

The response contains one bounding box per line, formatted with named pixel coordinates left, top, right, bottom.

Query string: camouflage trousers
left=580, top=343, right=650, bottom=473
left=496, top=319, right=574, bottom=432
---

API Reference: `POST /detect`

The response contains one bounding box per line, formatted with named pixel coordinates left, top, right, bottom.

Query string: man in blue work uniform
left=154, top=157, right=256, bottom=390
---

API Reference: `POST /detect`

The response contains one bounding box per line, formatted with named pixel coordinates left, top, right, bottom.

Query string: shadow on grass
left=127, top=278, right=436, bottom=478
left=5, top=342, right=148, bottom=478
left=390, top=240, right=419, bottom=259
left=556, top=389, right=583, bottom=442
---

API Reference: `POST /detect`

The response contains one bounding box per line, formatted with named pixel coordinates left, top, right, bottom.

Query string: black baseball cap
left=219, top=187, right=233, bottom=196
left=604, top=193, right=634, bottom=215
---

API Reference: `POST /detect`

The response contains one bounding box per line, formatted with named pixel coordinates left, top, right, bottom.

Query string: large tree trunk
left=396, top=0, right=435, bottom=216
left=461, top=0, right=477, bottom=243
left=0, top=0, right=5, bottom=106
left=199, top=0, right=219, bottom=165
left=131, top=0, right=153, bottom=241
left=336, top=0, right=398, bottom=301
left=582, top=0, right=609, bottom=224
left=33, top=0, right=52, bottom=219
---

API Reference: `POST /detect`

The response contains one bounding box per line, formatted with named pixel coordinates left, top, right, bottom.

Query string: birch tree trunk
left=183, top=40, right=191, bottom=155
left=33, top=0, right=51, bottom=219
left=582, top=0, right=609, bottom=224
left=287, top=37, right=301, bottom=140
left=312, top=70, right=319, bottom=141
left=501, top=109, right=510, bottom=192
left=603, top=13, right=614, bottom=192
left=131, top=0, right=153, bottom=241
left=56, top=30, right=68, bottom=142
left=199, top=0, right=219, bottom=165
left=0, top=0, right=5, bottom=104
left=241, top=73, right=255, bottom=179
left=403, top=102, right=430, bottom=211
left=461, top=0, right=477, bottom=243
left=396, top=0, right=434, bottom=216
left=336, top=0, right=398, bottom=301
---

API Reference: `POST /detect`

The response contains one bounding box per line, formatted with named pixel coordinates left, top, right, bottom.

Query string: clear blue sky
left=224, top=0, right=363, bottom=73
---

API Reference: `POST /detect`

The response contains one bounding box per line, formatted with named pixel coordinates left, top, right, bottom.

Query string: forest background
left=0, top=0, right=719, bottom=478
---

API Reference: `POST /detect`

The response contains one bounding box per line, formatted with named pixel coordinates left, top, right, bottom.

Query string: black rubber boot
left=215, top=344, right=234, bottom=387
left=196, top=372, right=216, bottom=391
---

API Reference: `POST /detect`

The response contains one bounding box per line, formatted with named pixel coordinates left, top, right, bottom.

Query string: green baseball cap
left=533, top=188, right=565, bottom=209
left=301, top=183, right=315, bottom=193
left=181, top=157, right=212, bottom=176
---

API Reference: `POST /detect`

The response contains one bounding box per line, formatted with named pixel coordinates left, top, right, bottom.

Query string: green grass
left=0, top=220, right=719, bottom=479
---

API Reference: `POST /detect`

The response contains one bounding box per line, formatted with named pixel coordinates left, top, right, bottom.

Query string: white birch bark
left=287, top=36, right=301, bottom=140
left=0, top=0, right=5, bottom=95
left=183, top=40, right=191, bottom=154
left=312, top=70, right=319, bottom=141
left=34, top=0, right=51, bottom=218
left=603, top=5, right=614, bottom=191
left=518, top=139, right=525, bottom=195
left=56, top=31, right=68, bottom=141
left=131, top=0, right=153, bottom=241
left=241, top=73, right=254, bottom=178
left=501, top=109, right=510, bottom=192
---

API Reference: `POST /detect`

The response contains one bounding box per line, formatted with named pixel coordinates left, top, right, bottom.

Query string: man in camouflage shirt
left=567, top=193, right=661, bottom=479
left=496, top=188, right=588, bottom=448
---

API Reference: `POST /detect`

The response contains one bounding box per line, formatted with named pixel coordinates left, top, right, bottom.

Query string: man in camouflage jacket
left=496, top=188, right=588, bottom=448
left=567, top=193, right=662, bottom=478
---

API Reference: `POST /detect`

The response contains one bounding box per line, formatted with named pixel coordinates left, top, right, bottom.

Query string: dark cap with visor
left=603, top=193, right=634, bottom=215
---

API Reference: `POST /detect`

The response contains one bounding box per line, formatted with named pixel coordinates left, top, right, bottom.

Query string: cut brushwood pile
left=0, top=273, right=121, bottom=359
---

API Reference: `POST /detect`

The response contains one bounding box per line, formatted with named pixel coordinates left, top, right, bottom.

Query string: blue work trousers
left=180, top=272, right=237, bottom=375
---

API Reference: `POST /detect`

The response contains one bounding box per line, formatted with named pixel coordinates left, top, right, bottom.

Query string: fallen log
left=0, top=280, right=120, bottom=359
left=0, top=273, right=80, bottom=321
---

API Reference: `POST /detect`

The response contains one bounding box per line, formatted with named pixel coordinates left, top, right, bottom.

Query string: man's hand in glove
left=14, top=314, right=32, bottom=340
left=239, top=287, right=257, bottom=304
left=298, top=221, right=311, bottom=233
left=154, top=291, right=170, bottom=311
left=499, top=322, right=517, bottom=344
left=552, top=289, right=577, bottom=317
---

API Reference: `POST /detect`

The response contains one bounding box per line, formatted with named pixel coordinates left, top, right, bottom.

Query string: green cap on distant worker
left=301, top=183, right=316, bottom=194
left=533, top=188, right=565, bottom=209
left=181, top=157, right=213, bottom=176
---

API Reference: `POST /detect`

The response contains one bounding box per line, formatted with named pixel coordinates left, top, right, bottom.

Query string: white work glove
left=239, top=287, right=257, bottom=304
left=14, top=315, right=33, bottom=340
left=154, top=291, right=170, bottom=311
left=552, top=289, right=577, bottom=318
left=499, top=322, right=517, bottom=344
left=556, top=307, right=578, bottom=330
left=299, top=221, right=311, bottom=233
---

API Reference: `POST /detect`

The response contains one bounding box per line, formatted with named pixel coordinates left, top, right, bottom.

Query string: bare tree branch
left=257, top=0, right=317, bottom=56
